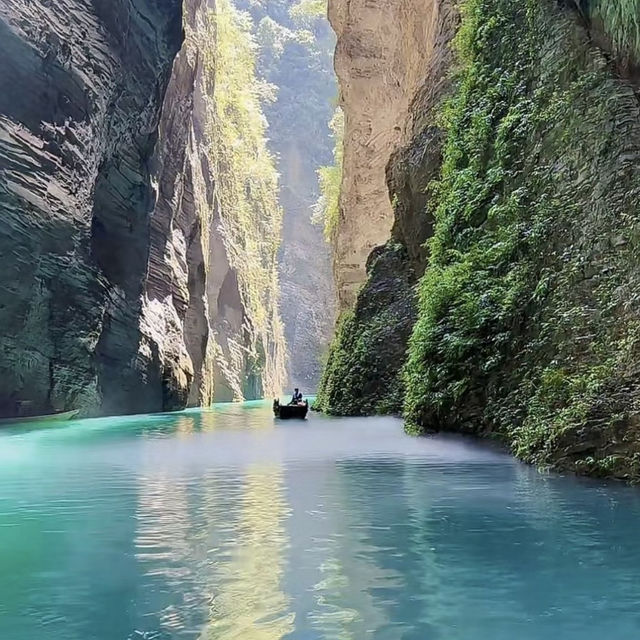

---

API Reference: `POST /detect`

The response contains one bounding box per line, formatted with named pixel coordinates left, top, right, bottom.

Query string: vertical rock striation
left=142, top=0, right=215, bottom=410
left=0, top=0, right=286, bottom=417
left=143, top=0, right=286, bottom=407
left=0, top=0, right=183, bottom=417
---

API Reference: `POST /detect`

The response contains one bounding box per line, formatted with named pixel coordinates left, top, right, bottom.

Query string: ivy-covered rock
left=315, top=243, right=418, bottom=415
left=320, top=0, right=640, bottom=482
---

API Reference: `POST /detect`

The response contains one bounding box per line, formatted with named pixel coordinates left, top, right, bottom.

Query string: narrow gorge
left=7, top=1, right=640, bottom=637
left=3, top=0, right=640, bottom=483
left=0, top=0, right=336, bottom=417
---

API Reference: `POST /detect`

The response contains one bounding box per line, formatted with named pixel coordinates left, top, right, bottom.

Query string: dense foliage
left=314, top=243, right=417, bottom=415
left=236, top=0, right=335, bottom=179
left=289, top=0, right=327, bottom=20
left=403, top=0, right=640, bottom=478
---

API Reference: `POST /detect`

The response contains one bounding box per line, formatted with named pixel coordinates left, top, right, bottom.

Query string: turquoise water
left=2, top=402, right=640, bottom=639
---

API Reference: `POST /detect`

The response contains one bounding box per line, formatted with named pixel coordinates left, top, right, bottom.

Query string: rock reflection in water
left=2, top=403, right=640, bottom=639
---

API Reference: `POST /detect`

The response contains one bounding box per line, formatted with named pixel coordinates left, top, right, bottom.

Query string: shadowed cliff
left=0, top=0, right=286, bottom=417
left=0, top=0, right=184, bottom=417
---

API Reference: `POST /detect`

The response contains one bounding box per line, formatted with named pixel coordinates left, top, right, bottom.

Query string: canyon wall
left=317, top=0, right=456, bottom=415
left=319, top=0, right=640, bottom=481
left=145, top=0, right=286, bottom=405
left=0, top=0, right=285, bottom=417
left=328, top=0, right=440, bottom=309
left=236, top=0, right=337, bottom=391
left=0, top=0, right=183, bottom=417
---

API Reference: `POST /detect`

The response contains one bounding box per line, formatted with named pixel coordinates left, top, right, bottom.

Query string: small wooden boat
left=273, top=399, right=309, bottom=419
left=0, top=409, right=79, bottom=427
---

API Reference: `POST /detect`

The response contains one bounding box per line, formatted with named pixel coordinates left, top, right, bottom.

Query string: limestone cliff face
left=316, top=0, right=457, bottom=415
left=145, top=0, right=286, bottom=405
left=144, top=0, right=213, bottom=410
left=0, top=0, right=183, bottom=417
left=0, top=0, right=285, bottom=417
left=328, top=0, right=439, bottom=308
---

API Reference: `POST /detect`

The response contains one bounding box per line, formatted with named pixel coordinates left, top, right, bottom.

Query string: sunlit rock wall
left=316, top=0, right=457, bottom=415
left=327, top=0, right=439, bottom=309
left=127, top=0, right=287, bottom=405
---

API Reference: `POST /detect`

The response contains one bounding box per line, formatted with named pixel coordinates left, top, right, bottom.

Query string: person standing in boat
left=290, top=388, right=303, bottom=405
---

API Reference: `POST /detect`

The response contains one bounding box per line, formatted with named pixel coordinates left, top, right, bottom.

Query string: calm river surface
left=2, top=401, right=640, bottom=639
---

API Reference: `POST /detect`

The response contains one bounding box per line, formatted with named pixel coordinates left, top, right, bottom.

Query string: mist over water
left=2, top=402, right=640, bottom=639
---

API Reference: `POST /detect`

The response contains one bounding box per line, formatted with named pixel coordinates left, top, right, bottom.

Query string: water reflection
left=201, top=465, right=293, bottom=639
left=3, top=404, right=640, bottom=639
left=135, top=472, right=201, bottom=635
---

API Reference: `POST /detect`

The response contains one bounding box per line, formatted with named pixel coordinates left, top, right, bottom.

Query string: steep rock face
left=316, top=0, right=457, bottom=415
left=327, top=0, right=439, bottom=308
left=278, top=144, right=337, bottom=390
left=0, top=0, right=183, bottom=417
left=0, top=0, right=286, bottom=417
left=142, top=0, right=214, bottom=410
left=146, top=0, right=286, bottom=404
left=322, top=0, right=640, bottom=482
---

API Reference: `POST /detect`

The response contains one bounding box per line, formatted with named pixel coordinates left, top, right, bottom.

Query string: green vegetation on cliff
left=315, top=243, right=417, bottom=415
left=317, top=0, right=640, bottom=480
left=590, top=0, right=640, bottom=60
left=203, top=0, right=287, bottom=396
left=404, top=0, right=640, bottom=478
left=313, top=108, right=344, bottom=240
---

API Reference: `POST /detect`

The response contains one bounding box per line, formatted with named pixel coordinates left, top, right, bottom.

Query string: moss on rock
left=315, top=243, right=419, bottom=415
left=404, top=0, right=640, bottom=480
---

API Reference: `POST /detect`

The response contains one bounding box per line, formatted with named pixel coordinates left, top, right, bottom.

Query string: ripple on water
left=2, top=402, right=640, bottom=639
